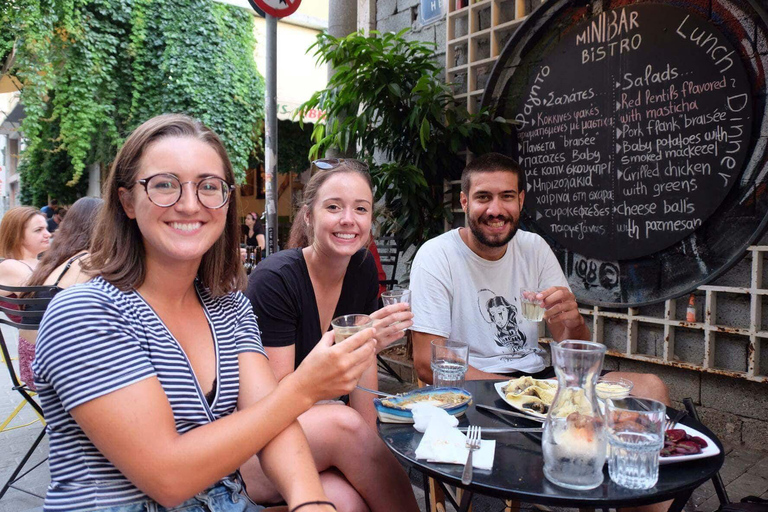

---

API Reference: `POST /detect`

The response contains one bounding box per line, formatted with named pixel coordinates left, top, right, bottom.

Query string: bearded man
left=410, top=153, right=668, bottom=405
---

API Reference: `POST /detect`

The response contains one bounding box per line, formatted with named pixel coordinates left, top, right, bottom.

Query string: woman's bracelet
left=289, top=500, right=337, bottom=512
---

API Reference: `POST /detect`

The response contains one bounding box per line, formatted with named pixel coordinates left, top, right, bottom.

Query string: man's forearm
left=465, top=365, right=508, bottom=381
left=551, top=319, right=591, bottom=343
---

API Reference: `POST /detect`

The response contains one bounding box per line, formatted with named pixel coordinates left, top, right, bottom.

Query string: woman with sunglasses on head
left=33, top=115, right=375, bottom=512
left=242, top=160, right=418, bottom=512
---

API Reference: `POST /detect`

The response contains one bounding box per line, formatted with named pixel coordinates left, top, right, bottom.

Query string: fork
left=461, top=426, right=482, bottom=486
left=665, top=409, right=687, bottom=431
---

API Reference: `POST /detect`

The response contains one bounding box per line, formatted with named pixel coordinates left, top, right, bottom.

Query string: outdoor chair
left=681, top=398, right=768, bottom=512
left=0, top=283, right=58, bottom=500
left=373, top=236, right=407, bottom=383
left=375, top=236, right=400, bottom=290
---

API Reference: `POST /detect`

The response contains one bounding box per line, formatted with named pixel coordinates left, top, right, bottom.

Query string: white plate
left=493, top=380, right=551, bottom=420
left=659, top=422, right=720, bottom=465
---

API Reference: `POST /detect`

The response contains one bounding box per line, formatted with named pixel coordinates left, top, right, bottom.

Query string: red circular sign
left=248, top=0, right=301, bottom=18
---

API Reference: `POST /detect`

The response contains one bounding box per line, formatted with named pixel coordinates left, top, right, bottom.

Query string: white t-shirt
left=410, top=228, right=569, bottom=374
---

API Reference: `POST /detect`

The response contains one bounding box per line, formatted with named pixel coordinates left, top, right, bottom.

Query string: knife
left=476, top=404, right=545, bottom=423
left=459, top=427, right=543, bottom=433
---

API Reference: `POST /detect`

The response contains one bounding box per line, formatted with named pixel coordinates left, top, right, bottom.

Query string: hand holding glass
left=430, top=339, right=469, bottom=388
left=606, top=397, right=666, bottom=489
left=520, top=288, right=545, bottom=322
left=381, top=289, right=411, bottom=308
left=331, top=314, right=374, bottom=344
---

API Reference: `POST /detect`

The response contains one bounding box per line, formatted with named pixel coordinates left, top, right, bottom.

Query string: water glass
left=331, top=314, right=373, bottom=344
left=520, top=288, right=545, bottom=322
left=430, top=339, right=469, bottom=388
left=606, top=397, right=666, bottom=489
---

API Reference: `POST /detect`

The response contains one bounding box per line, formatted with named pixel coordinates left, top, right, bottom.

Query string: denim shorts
left=92, top=478, right=264, bottom=512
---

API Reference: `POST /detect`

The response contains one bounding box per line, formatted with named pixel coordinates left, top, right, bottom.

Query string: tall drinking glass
left=331, top=314, right=373, bottom=344
left=606, top=397, right=666, bottom=489
left=430, top=339, right=468, bottom=388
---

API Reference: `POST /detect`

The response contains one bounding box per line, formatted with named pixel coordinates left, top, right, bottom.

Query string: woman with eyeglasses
left=33, top=115, right=375, bottom=512
left=242, top=161, right=418, bottom=512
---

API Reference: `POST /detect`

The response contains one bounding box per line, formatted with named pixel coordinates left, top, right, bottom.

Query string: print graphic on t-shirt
left=477, top=288, right=526, bottom=352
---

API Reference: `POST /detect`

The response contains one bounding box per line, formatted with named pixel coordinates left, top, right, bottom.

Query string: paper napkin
left=412, top=404, right=496, bottom=470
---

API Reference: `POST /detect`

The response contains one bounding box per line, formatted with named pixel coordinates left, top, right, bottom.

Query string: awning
left=0, top=75, right=21, bottom=94
left=0, top=102, right=24, bottom=135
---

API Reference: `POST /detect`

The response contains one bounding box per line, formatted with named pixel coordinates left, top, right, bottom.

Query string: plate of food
left=493, top=376, right=558, bottom=419
left=374, top=387, right=473, bottom=424
left=660, top=423, right=720, bottom=464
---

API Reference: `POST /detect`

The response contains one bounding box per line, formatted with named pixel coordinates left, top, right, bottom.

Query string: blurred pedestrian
left=244, top=211, right=265, bottom=250
left=47, top=207, right=67, bottom=233
left=41, top=198, right=58, bottom=219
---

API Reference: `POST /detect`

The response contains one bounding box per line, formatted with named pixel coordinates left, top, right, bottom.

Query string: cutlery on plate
left=355, top=385, right=395, bottom=398
left=459, top=427, right=543, bottom=433
left=665, top=409, right=687, bottom=431
left=476, top=404, right=545, bottom=422
left=461, top=425, right=481, bottom=485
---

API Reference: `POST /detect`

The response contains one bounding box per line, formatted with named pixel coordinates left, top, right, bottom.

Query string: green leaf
left=419, top=118, right=429, bottom=150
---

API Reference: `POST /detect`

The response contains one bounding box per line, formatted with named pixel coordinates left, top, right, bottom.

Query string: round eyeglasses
left=133, top=173, right=234, bottom=209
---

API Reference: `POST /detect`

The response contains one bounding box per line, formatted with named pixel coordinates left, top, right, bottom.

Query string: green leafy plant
left=7, top=0, right=264, bottom=205
left=297, top=29, right=509, bottom=252
left=277, top=119, right=314, bottom=175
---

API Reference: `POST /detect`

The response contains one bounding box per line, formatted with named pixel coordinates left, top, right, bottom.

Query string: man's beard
left=467, top=212, right=519, bottom=248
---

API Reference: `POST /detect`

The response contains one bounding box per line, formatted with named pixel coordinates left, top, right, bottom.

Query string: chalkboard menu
left=483, top=0, right=768, bottom=306
left=513, top=3, right=752, bottom=261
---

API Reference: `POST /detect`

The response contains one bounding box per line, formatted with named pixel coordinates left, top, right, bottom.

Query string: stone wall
left=376, top=0, right=768, bottom=450
left=377, top=0, right=446, bottom=65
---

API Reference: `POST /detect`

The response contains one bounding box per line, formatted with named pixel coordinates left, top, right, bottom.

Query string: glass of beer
left=331, top=314, right=373, bottom=343
left=520, top=288, right=545, bottom=322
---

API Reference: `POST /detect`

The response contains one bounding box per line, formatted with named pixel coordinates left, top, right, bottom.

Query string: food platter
left=659, top=423, right=720, bottom=465
left=374, top=387, right=472, bottom=424
left=493, top=377, right=557, bottom=420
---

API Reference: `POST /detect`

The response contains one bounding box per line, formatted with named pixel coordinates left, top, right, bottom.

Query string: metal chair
left=373, top=236, right=407, bottom=383
left=375, top=236, right=400, bottom=290
left=0, top=283, right=58, bottom=500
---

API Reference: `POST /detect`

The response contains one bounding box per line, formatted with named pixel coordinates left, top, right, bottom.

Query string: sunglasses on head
left=311, top=158, right=370, bottom=173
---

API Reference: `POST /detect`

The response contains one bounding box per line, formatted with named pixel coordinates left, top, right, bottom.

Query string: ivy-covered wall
left=5, top=0, right=264, bottom=206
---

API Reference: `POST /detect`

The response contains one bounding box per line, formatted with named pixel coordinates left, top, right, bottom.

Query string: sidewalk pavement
left=1, top=326, right=766, bottom=512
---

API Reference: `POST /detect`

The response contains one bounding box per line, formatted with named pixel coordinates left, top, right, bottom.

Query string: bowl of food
left=374, top=388, right=472, bottom=423
left=595, top=377, right=633, bottom=400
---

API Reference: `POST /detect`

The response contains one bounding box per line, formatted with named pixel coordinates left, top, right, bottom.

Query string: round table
left=378, top=380, right=725, bottom=511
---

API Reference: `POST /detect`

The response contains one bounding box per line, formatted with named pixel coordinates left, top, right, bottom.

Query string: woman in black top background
left=242, top=161, right=418, bottom=512
left=244, top=212, right=265, bottom=250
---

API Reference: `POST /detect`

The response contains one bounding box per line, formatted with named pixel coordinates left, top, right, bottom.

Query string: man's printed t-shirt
left=410, top=229, right=569, bottom=374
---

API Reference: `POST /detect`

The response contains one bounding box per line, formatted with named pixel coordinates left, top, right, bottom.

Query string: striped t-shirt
left=32, top=277, right=266, bottom=511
